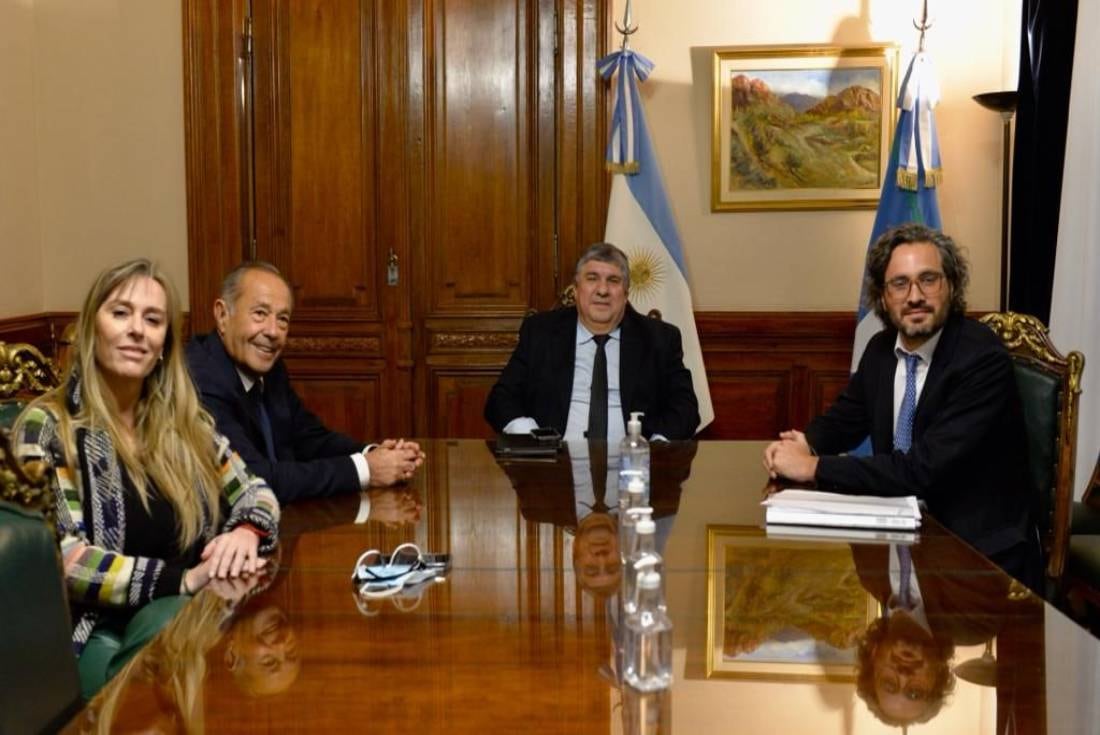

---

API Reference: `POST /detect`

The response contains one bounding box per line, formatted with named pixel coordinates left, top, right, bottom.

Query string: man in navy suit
left=484, top=243, right=700, bottom=441
left=187, top=262, right=423, bottom=504
left=763, top=224, right=1038, bottom=583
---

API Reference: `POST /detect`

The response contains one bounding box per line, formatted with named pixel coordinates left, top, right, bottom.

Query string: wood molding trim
left=2, top=310, right=858, bottom=440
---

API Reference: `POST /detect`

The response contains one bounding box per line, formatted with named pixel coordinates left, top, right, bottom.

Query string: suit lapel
left=873, top=335, right=897, bottom=451
left=208, top=334, right=266, bottom=442
left=913, top=314, right=961, bottom=433
left=619, top=306, right=641, bottom=424
left=552, top=309, right=578, bottom=431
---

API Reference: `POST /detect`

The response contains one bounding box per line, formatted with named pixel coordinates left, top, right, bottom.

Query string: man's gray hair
left=220, top=261, right=293, bottom=312
left=575, top=242, right=630, bottom=290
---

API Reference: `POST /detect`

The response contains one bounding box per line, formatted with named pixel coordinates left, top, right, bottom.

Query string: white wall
left=0, top=0, right=189, bottom=317
left=0, top=0, right=44, bottom=315
left=610, top=0, right=1023, bottom=310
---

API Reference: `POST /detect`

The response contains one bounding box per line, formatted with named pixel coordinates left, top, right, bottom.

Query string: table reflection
left=62, top=441, right=1097, bottom=734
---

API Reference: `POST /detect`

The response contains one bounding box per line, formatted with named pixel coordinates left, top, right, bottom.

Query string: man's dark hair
left=575, top=242, right=631, bottom=291
left=220, top=261, right=294, bottom=312
left=854, top=616, right=956, bottom=727
left=863, top=223, right=969, bottom=324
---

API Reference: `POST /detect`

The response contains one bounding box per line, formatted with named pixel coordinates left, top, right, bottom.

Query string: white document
left=761, top=489, right=921, bottom=531
left=765, top=524, right=918, bottom=545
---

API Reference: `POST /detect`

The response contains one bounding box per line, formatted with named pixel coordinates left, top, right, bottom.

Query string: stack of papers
left=765, top=524, right=917, bottom=545
left=762, top=489, right=921, bottom=531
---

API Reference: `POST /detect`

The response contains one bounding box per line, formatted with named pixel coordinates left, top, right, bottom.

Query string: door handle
left=387, top=248, right=399, bottom=286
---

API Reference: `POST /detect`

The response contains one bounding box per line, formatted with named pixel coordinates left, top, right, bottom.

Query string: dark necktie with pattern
left=587, top=334, right=611, bottom=441
left=250, top=382, right=278, bottom=462
left=894, top=353, right=921, bottom=452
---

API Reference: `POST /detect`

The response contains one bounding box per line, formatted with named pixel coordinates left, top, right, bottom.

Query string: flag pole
left=913, top=0, right=932, bottom=52
left=615, top=0, right=638, bottom=51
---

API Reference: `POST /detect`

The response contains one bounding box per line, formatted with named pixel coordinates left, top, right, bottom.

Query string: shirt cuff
left=503, top=417, right=539, bottom=434
left=351, top=451, right=371, bottom=489
left=354, top=491, right=372, bottom=524
left=650, top=433, right=669, bottom=443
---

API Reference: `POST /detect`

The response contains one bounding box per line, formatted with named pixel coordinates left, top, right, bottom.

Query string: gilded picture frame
left=711, top=43, right=899, bottom=212
left=705, top=525, right=878, bottom=681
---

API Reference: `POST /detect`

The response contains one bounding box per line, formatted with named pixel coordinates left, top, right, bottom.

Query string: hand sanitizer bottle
left=623, top=570, right=673, bottom=692
left=622, top=518, right=662, bottom=616
left=618, top=477, right=649, bottom=562
left=619, top=411, right=650, bottom=504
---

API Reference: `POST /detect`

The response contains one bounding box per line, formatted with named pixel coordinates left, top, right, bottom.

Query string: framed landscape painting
left=711, top=44, right=898, bottom=212
left=705, top=526, right=877, bottom=681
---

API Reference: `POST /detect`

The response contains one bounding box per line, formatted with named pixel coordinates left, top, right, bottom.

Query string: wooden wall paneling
left=694, top=312, right=853, bottom=439
left=182, top=0, right=250, bottom=336
left=422, top=316, right=522, bottom=437
left=290, top=375, right=382, bottom=442
left=254, top=0, right=378, bottom=317
left=556, top=0, right=610, bottom=286
left=376, top=0, right=416, bottom=438
left=425, top=0, right=536, bottom=314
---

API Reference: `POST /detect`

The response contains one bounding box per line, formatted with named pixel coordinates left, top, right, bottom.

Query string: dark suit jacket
left=805, top=314, right=1032, bottom=557
left=483, top=305, right=700, bottom=440
left=186, top=333, right=362, bottom=504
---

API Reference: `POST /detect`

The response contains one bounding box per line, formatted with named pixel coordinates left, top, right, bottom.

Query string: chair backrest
left=980, top=312, right=1084, bottom=581
left=0, top=340, right=61, bottom=431
left=0, top=428, right=82, bottom=733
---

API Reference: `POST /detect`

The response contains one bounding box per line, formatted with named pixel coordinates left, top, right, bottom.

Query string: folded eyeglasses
left=351, top=542, right=450, bottom=599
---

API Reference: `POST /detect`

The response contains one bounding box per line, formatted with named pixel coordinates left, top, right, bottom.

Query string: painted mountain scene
left=727, top=68, right=882, bottom=190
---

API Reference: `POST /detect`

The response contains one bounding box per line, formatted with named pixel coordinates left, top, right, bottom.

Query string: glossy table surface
left=65, top=441, right=1100, bottom=734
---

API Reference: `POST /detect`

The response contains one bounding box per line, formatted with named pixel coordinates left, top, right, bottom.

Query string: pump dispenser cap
left=635, top=518, right=656, bottom=535
left=627, top=411, right=644, bottom=437
left=638, top=571, right=661, bottom=589
left=627, top=477, right=645, bottom=495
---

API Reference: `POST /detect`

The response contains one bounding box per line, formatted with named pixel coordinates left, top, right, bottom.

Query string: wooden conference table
left=65, top=441, right=1100, bottom=733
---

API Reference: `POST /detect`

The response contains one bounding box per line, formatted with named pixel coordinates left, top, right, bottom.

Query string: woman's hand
left=184, top=528, right=271, bottom=595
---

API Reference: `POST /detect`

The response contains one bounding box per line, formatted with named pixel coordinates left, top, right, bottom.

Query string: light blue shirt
left=564, top=323, right=625, bottom=442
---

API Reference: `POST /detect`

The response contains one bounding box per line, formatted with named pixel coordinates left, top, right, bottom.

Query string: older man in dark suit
left=187, top=262, right=423, bottom=505
left=484, top=243, right=700, bottom=441
left=764, top=224, right=1038, bottom=585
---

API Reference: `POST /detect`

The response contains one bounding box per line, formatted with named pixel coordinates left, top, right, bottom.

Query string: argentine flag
left=599, top=49, right=714, bottom=432
left=852, top=51, right=944, bottom=371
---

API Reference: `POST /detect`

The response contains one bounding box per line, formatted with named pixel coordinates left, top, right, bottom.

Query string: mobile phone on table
left=530, top=427, right=562, bottom=444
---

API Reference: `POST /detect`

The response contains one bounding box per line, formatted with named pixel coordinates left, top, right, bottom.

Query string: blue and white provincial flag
left=852, top=51, right=944, bottom=371
left=599, top=49, right=713, bottom=432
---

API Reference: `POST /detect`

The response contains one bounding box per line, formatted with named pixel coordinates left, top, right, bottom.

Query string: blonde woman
left=14, top=259, right=280, bottom=698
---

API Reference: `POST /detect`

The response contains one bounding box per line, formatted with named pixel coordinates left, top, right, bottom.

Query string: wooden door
left=183, top=0, right=609, bottom=440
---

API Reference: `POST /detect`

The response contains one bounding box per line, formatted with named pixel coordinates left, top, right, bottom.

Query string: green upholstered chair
left=980, top=312, right=1084, bottom=586
left=0, top=340, right=61, bottom=430
left=0, top=428, right=82, bottom=733
left=1062, top=455, right=1100, bottom=626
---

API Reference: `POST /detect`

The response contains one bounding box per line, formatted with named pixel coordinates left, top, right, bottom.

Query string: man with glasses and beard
left=763, top=224, right=1039, bottom=587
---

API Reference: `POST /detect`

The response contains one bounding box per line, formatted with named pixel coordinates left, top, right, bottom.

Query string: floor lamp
left=973, top=91, right=1019, bottom=311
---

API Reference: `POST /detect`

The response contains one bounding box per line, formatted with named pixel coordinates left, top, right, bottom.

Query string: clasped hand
left=367, top=438, right=426, bottom=486
left=184, top=526, right=266, bottom=594
left=762, top=429, right=818, bottom=482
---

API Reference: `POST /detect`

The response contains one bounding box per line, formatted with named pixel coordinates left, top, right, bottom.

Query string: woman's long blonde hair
left=35, top=259, right=222, bottom=548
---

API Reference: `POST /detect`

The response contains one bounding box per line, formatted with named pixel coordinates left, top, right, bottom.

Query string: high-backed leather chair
left=0, top=429, right=82, bottom=733
left=0, top=340, right=61, bottom=430
left=979, top=312, right=1084, bottom=587
left=1062, top=453, right=1100, bottom=625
